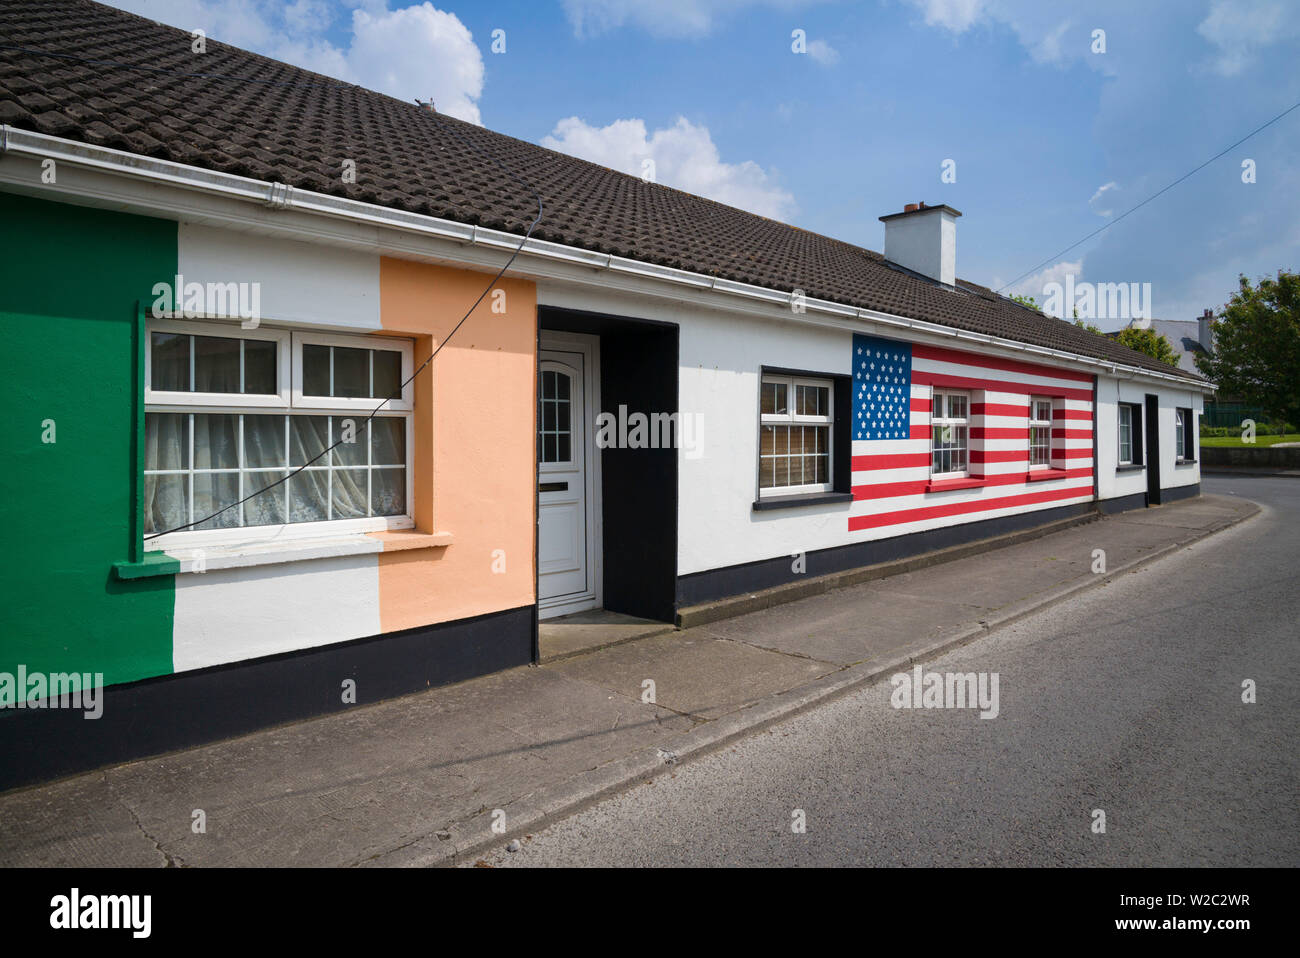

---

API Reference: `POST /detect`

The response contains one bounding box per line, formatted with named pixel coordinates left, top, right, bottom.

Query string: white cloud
left=104, top=1, right=485, bottom=123
left=807, top=38, right=840, bottom=65
left=1001, top=259, right=1083, bottom=306
left=1089, top=181, right=1118, bottom=217
left=903, top=0, right=986, bottom=33
left=1196, top=0, right=1300, bottom=76
left=346, top=4, right=483, bottom=123
left=902, top=1, right=1085, bottom=68
left=561, top=0, right=828, bottom=39
left=542, top=116, right=797, bottom=220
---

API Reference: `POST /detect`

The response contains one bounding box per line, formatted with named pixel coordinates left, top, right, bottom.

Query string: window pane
left=331, top=469, right=368, bottom=520
left=932, top=394, right=945, bottom=419
left=371, top=418, right=405, bottom=466
left=151, top=333, right=189, bottom=391
left=145, top=412, right=189, bottom=470
left=543, top=399, right=556, bottom=431
left=193, top=473, right=241, bottom=530
left=193, top=414, right=238, bottom=470
left=950, top=395, right=967, bottom=420
left=244, top=415, right=286, bottom=468
left=194, top=336, right=241, bottom=393
left=373, top=469, right=405, bottom=517
left=773, top=425, right=789, bottom=455
left=372, top=349, right=401, bottom=402
left=760, top=425, right=775, bottom=456
left=797, top=386, right=813, bottom=416
left=557, top=433, right=571, bottom=462
left=244, top=339, right=276, bottom=394
left=771, top=454, right=790, bottom=488
left=798, top=385, right=828, bottom=417
left=289, top=470, right=330, bottom=523
left=290, top=416, right=329, bottom=467
left=556, top=374, right=570, bottom=401
left=244, top=471, right=287, bottom=527
left=303, top=344, right=330, bottom=396
left=144, top=474, right=188, bottom=535
left=761, top=383, right=778, bottom=415
left=332, top=347, right=368, bottom=398
left=331, top=416, right=367, bottom=467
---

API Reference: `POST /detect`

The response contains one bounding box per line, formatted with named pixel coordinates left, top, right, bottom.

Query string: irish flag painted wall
left=0, top=192, right=538, bottom=694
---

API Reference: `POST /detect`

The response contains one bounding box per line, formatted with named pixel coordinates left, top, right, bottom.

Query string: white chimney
left=1198, top=308, right=1214, bottom=351
left=879, top=202, right=961, bottom=286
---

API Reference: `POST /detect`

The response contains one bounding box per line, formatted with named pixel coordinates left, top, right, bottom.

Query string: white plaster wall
left=178, top=222, right=381, bottom=330
left=172, top=554, right=382, bottom=672
left=1096, top=376, right=1203, bottom=501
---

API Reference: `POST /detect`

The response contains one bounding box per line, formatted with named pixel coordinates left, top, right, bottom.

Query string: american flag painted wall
left=850, top=333, right=1095, bottom=534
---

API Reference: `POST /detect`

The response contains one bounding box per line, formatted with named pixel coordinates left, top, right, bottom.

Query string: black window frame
left=1118, top=401, right=1144, bottom=468
left=753, top=365, right=853, bottom=511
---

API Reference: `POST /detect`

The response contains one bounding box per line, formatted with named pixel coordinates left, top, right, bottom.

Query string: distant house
left=1112, top=310, right=1216, bottom=376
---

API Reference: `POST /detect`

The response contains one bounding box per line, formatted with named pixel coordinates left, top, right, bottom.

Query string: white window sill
left=118, top=528, right=452, bottom=578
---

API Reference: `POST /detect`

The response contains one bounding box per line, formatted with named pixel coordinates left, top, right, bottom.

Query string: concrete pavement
left=0, top=491, right=1257, bottom=867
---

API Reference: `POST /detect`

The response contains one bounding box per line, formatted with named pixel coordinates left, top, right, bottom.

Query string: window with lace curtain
left=143, top=319, right=414, bottom=538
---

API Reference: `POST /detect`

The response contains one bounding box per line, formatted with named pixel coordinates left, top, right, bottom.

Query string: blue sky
left=109, top=0, right=1300, bottom=329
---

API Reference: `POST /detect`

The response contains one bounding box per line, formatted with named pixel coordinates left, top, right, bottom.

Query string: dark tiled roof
left=0, top=0, right=1202, bottom=381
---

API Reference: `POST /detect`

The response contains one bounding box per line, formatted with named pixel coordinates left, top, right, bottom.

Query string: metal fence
left=1202, top=401, right=1292, bottom=431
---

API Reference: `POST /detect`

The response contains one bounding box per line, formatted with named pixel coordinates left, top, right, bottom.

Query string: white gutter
left=1, top=125, right=1214, bottom=391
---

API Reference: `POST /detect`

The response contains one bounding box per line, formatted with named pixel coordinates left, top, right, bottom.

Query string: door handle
left=539, top=481, right=568, bottom=492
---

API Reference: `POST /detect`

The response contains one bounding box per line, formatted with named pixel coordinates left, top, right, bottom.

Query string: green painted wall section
left=0, top=191, right=178, bottom=690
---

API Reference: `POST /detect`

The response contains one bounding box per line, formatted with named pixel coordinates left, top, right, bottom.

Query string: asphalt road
left=471, top=476, right=1299, bottom=866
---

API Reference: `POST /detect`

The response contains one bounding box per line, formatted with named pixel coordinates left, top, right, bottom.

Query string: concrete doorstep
left=0, top=494, right=1259, bottom=869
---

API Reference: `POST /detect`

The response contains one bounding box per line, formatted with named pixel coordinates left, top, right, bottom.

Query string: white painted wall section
left=172, top=554, right=382, bottom=672
left=178, top=222, right=381, bottom=330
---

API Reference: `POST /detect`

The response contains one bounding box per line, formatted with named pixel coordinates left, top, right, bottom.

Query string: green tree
left=1073, top=317, right=1103, bottom=335
left=1115, top=325, right=1180, bottom=366
left=1195, top=271, right=1300, bottom=427
left=1009, top=294, right=1040, bottom=310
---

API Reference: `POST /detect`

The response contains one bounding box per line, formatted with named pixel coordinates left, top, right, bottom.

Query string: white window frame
left=145, top=317, right=291, bottom=408
left=930, top=389, right=970, bottom=479
left=1029, top=396, right=1053, bottom=469
left=1175, top=408, right=1187, bottom=461
left=1118, top=404, right=1134, bottom=466
left=292, top=330, right=414, bottom=412
left=758, top=374, right=834, bottom=498
left=143, top=318, right=415, bottom=551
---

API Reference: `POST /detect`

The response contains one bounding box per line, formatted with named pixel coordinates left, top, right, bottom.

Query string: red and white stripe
left=849, top=342, right=1095, bottom=534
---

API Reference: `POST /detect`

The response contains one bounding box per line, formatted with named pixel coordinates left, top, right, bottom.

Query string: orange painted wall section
left=376, top=257, right=536, bottom=632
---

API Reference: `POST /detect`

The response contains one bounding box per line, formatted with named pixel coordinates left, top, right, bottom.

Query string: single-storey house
left=0, top=0, right=1213, bottom=788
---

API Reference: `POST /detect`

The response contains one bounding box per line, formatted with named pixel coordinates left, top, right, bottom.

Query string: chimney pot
left=904, top=203, right=918, bottom=213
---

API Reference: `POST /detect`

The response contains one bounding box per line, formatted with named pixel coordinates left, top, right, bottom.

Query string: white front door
left=538, top=338, right=599, bottom=616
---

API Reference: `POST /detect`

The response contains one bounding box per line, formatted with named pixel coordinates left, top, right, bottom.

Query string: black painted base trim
left=0, top=605, right=534, bottom=793
left=1160, top=482, right=1201, bottom=504
left=1098, top=491, right=1148, bottom=515
left=677, top=501, right=1095, bottom=607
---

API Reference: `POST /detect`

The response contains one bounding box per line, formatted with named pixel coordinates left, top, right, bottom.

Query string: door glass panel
left=539, top=369, right=574, bottom=463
